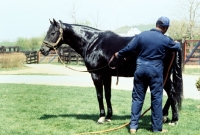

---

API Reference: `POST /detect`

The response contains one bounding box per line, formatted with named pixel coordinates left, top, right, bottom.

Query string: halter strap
left=43, top=28, right=63, bottom=48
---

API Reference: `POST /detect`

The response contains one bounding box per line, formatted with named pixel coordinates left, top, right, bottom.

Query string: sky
left=0, top=0, right=178, bottom=42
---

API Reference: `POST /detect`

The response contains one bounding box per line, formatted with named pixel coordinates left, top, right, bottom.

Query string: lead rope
left=75, top=53, right=176, bottom=135
left=53, top=48, right=119, bottom=84
left=54, top=48, right=106, bottom=72
left=74, top=108, right=150, bottom=135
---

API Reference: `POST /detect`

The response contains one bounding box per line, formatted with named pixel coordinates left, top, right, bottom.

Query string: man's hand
left=114, top=52, right=118, bottom=58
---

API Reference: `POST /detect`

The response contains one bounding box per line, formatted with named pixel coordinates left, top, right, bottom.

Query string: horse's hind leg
left=103, top=74, right=112, bottom=122
left=163, top=78, right=179, bottom=125
left=162, top=97, right=170, bottom=122
left=91, top=73, right=106, bottom=124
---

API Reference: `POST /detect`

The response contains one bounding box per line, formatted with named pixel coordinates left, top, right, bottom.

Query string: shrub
left=0, top=52, right=26, bottom=68
left=195, top=77, right=200, bottom=91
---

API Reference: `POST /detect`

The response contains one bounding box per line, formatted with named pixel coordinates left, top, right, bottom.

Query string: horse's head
left=40, top=19, right=63, bottom=56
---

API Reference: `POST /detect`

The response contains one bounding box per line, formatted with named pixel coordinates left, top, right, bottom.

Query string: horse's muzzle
left=40, top=47, right=49, bottom=56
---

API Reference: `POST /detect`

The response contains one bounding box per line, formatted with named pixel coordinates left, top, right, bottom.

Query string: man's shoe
left=153, top=129, right=168, bottom=133
left=161, top=129, right=168, bottom=133
left=130, top=129, right=137, bottom=134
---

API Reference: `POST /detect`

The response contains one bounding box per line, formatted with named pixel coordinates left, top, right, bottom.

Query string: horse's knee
left=97, top=93, right=103, bottom=100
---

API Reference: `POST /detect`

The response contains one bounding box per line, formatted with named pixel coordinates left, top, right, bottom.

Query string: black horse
left=40, top=19, right=183, bottom=125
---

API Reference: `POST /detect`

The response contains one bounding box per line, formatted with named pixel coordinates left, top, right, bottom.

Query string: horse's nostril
left=40, top=48, right=44, bottom=52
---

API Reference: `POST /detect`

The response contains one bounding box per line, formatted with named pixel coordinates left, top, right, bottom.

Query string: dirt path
left=0, top=64, right=199, bottom=75
left=0, top=64, right=200, bottom=100
left=0, top=64, right=89, bottom=76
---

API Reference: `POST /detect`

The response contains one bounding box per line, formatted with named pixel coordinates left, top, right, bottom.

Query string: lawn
left=0, top=84, right=200, bottom=135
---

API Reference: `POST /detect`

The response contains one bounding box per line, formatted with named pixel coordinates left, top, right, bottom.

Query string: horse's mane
left=63, top=23, right=102, bottom=31
left=62, top=22, right=126, bottom=38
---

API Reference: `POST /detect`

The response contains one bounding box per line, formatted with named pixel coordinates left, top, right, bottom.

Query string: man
left=115, top=16, right=180, bottom=133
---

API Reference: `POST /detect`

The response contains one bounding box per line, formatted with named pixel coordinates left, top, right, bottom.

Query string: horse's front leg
left=91, top=73, right=105, bottom=124
left=163, top=78, right=179, bottom=125
left=103, top=74, right=112, bottom=122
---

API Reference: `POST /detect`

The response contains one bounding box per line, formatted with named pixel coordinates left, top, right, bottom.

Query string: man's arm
left=167, top=37, right=181, bottom=52
left=115, top=35, right=140, bottom=59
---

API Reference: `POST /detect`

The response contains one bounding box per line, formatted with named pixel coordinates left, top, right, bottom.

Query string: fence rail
left=39, top=51, right=58, bottom=63
left=22, top=51, right=39, bottom=64
left=2, top=41, right=200, bottom=65
left=0, top=46, right=19, bottom=53
left=183, top=40, right=200, bottom=65
left=58, top=46, right=83, bottom=64
left=0, top=46, right=39, bottom=64
left=39, top=46, right=84, bottom=64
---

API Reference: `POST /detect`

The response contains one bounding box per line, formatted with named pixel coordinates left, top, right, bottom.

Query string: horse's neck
left=63, top=25, right=100, bottom=58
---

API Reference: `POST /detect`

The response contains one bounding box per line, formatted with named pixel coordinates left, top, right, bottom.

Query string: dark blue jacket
left=118, top=28, right=180, bottom=61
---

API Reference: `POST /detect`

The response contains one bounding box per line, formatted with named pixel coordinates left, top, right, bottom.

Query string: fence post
left=26, top=52, right=28, bottom=64
left=37, top=51, right=40, bottom=64
left=69, top=49, right=72, bottom=64
left=17, top=46, right=20, bottom=52
left=2, top=46, right=5, bottom=53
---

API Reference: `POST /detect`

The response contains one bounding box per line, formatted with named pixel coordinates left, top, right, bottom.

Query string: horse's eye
left=51, top=31, right=56, bottom=35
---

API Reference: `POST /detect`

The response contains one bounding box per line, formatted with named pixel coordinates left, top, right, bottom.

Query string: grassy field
left=0, top=84, right=200, bottom=135
left=0, top=41, right=16, bottom=46
left=183, top=67, right=200, bottom=75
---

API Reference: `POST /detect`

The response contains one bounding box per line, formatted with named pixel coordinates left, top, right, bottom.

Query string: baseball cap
left=156, top=16, right=170, bottom=27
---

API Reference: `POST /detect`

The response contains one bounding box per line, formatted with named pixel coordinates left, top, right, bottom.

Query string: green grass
left=183, top=68, right=200, bottom=75
left=0, top=41, right=16, bottom=46
left=0, top=66, right=28, bottom=71
left=0, top=84, right=200, bottom=135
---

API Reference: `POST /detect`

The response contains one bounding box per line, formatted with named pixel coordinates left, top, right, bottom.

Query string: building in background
left=118, top=26, right=141, bottom=37
left=127, top=26, right=141, bottom=36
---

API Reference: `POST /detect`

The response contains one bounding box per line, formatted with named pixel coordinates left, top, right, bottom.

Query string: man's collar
left=150, top=28, right=162, bottom=34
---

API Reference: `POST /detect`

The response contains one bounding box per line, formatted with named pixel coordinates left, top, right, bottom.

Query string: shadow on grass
left=39, top=113, right=131, bottom=122
left=39, top=113, right=152, bottom=131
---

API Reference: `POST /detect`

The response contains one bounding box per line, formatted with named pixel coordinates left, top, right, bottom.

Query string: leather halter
left=42, top=28, right=63, bottom=49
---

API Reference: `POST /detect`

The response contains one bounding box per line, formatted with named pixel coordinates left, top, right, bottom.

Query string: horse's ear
left=59, top=20, right=63, bottom=28
left=59, top=20, right=63, bottom=24
left=49, top=19, right=53, bottom=24
left=53, top=18, right=58, bottom=26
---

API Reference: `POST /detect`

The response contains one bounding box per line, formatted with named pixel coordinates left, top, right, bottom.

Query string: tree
left=69, top=2, right=78, bottom=24
left=30, top=37, right=43, bottom=51
left=167, top=20, right=187, bottom=40
left=16, top=38, right=30, bottom=51
left=91, top=11, right=100, bottom=29
left=67, top=1, right=92, bottom=27
left=16, top=35, right=44, bottom=51
left=175, top=0, right=200, bottom=39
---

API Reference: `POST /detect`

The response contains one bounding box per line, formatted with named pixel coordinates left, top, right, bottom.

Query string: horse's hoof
left=97, top=117, right=105, bottom=124
left=168, top=121, right=178, bottom=126
left=163, top=116, right=169, bottom=123
left=105, top=119, right=111, bottom=122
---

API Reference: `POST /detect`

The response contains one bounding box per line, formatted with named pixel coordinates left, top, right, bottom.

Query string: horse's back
left=85, top=31, right=136, bottom=76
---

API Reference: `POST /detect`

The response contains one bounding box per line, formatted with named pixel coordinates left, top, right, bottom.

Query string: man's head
left=156, top=16, right=170, bottom=34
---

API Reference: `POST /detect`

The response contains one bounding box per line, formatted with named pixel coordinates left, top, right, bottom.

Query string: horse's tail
left=173, top=47, right=183, bottom=110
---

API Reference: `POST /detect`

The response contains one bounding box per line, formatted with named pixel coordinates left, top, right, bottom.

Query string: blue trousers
left=130, top=58, right=164, bottom=132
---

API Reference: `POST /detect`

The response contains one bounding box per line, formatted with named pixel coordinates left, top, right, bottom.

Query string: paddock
left=0, top=63, right=200, bottom=134
left=0, top=77, right=199, bottom=134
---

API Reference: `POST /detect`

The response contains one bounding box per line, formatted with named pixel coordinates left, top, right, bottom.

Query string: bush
left=16, top=36, right=44, bottom=51
left=195, top=77, right=200, bottom=91
left=0, top=53, right=26, bottom=68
